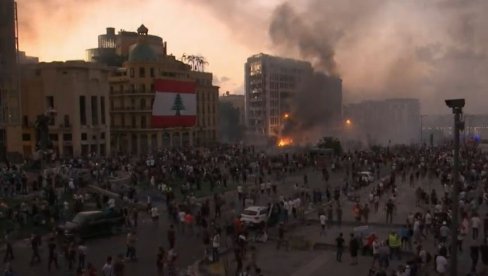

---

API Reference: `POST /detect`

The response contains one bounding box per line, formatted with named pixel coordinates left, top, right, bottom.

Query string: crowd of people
left=2, top=144, right=488, bottom=275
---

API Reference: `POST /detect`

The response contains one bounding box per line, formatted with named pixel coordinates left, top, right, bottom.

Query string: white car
left=240, top=206, right=269, bottom=225
left=359, top=171, right=375, bottom=183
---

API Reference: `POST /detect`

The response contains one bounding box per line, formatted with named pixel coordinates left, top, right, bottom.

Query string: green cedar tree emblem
left=172, top=93, right=186, bottom=116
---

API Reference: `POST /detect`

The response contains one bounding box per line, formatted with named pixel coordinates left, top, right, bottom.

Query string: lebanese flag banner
left=151, top=79, right=197, bottom=128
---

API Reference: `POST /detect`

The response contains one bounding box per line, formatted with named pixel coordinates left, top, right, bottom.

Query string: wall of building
left=245, top=53, right=313, bottom=138
left=110, top=58, right=218, bottom=155
left=0, top=0, right=22, bottom=158
left=20, top=61, right=111, bottom=157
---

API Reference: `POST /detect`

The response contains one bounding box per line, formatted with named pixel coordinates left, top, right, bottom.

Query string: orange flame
left=283, top=113, right=290, bottom=119
left=277, top=137, right=293, bottom=147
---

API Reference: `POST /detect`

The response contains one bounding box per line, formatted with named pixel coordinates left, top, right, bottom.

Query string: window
left=49, top=134, right=58, bottom=142
left=46, top=96, right=54, bottom=109
left=140, top=98, right=146, bottom=109
left=63, top=133, right=72, bottom=141
left=91, top=96, right=98, bottom=125
left=22, top=133, right=31, bottom=141
left=141, top=115, right=146, bottom=128
left=79, top=96, right=86, bottom=125
left=130, top=68, right=135, bottom=78
left=121, top=115, right=125, bottom=127
left=81, top=133, right=87, bottom=140
left=81, top=145, right=89, bottom=156
left=101, top=132, right=105, bottom=139
left=101, top=96, right=106, bottom=124
left=139, top=67, right=145, bottom=78
left=150, top=68, right=155, bottom=77
left=140, top=84, right=146, bottom=93
left=131, top=115, right=136, bottom=128
left=63, top=115, right=70, bottom=127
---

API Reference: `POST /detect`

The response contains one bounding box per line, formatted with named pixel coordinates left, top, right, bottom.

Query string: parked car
left=57, top=210, right=124, bottom=241
left=358, top=171, right=375, bottom=184
left=240, top=206, right=269, bottom=225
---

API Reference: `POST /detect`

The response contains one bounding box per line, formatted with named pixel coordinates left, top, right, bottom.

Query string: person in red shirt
left=233, top=217, right=242, bottom=235
left=184, top=213, right=194, bottom=234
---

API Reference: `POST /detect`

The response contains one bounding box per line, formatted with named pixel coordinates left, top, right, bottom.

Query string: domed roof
left=137, top=24, right=148, bottom=35
left=128, top=42, right=158, bottom=63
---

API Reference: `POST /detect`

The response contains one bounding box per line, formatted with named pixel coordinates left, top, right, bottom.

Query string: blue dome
left=128, top=42, right=157, bottom=63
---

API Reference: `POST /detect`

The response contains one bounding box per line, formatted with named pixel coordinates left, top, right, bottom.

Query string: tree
left=172, top=94, right=185, bottom=116
left=317, top=136, right=343, bottom=155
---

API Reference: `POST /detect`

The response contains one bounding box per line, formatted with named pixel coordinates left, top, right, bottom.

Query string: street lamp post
left=445, top=98, right=464, bottom=276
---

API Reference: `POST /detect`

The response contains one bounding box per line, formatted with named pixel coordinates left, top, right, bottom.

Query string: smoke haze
left=192, top=0, right=488, bottom=114
left=17, top=0, right=488, bottom=113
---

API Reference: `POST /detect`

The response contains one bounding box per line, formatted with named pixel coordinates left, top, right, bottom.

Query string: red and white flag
left=151, top=79, right=197, bottom=128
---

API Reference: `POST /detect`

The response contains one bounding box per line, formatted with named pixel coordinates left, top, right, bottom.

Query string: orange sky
left=17, top=0, right=263, bottom=94
left=16, top=0, right=488, bottom=113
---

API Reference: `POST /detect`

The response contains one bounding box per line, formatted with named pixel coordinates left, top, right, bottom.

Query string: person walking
left=156, top=246, right=165, bottom=276
left=319, top=213, right=326, bottom=236
left=78, top=241, right=87, bottom=271
left=349, top=233, right=359, bottom=265
left=363, top=204, right=370, bottom=224
left=385, top=199, right=394, bottom=224
left=336, top=204, right=343, bottom=227
left=470, top=244, right=480, bottom=273
left=47, top=237, right=58, bottom=272
left=336, top=233, right=345, bottom=262
left=276, top=223, right=286, bottom=250
left=167, top=224, right=176, bottom=249
left=212, top=230, right=221, bottom=262
left=472, top=213, right=481, bottom=240
left=480, top=238, right=488, bottom=275
left=3, top=230, right=14, bottom=263
left=327, top=204, right=333, bottom=228
left=126, top=231, right=137, bottom=261
left=30, top=233, right=41, bottom=265
left=67, top=241, right=76, bottom=270
left=101, top=256, right=113, bottom=276
left=388, top=231, right=402, bottom=260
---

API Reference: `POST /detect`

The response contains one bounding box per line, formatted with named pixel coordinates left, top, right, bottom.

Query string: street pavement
left=0, top=165, right=352, bottom=275
left=222, top=171, right=488, bottom=275
left=8, top=163, right=484, bottom=276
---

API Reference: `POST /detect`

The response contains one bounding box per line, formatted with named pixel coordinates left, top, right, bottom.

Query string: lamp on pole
left=444, top=98, right=464, bottom=276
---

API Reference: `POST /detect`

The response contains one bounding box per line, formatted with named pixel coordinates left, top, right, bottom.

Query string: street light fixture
left=345, top=119, right=352, bottom=126
left=444, top=98, right=464, bottom=276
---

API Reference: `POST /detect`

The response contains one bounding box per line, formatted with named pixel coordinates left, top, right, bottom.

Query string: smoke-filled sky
left=18, top=0, right=488, bottom=114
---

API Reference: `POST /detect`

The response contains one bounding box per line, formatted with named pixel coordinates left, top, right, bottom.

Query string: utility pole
left=445, top=98, right=464, bottom=276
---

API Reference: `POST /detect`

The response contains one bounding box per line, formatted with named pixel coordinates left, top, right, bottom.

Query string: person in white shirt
left=435, top=254, right=448, bottom=275
left=212, top=232, right=221, bottom=262
left=101, top=256, right=113, bottom=276
left=151, top=207, right=159, bottom=223
left=237, top=185, right=243, bottom=200
left=472, top=213, right=481, bottom=240
left=319, top=214, right=326, bottom=235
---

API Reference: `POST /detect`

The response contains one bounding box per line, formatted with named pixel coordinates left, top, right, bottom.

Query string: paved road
left=1, top=165, right=357, bottom=275
left=227, top=172, right=488, bottom=276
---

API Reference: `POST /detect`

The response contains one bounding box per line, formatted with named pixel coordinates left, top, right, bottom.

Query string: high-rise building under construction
left=0, top=0, right=22, bottom=159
